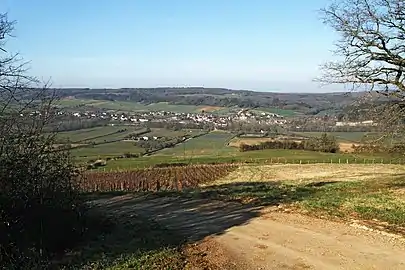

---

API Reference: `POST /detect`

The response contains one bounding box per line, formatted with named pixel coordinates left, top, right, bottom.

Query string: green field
left=154, top=131, right=236, bottom=157
left=146, top=128, right=204, bottom=138
left=71, top=141, right=144, bottom=160
left=57, top=99, right=215, bottom=113
left=56, top=126, right=146, bottom=143
left=62, top=127, right=207, bottom=161
left=97, top=148, right=402, bottom=171
left=59, top=128, right=401, bottom=170
left=253, top=107, right=298, bottom=117
left=293, top=132, right=371, bottom=142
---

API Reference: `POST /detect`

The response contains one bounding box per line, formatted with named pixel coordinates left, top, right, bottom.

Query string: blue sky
left=2, top=0, right=340, bottom=92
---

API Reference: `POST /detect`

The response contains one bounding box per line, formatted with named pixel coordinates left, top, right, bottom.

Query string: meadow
left=56, top=126, right=147, bottom=143
left=54, top=126, right=403, bottom=170
left=59, top=127, right=209, bottom=161
left=292, top=131, right=370, bottom=142
left=253, top=107, right=298, bottom=117
left=57, top=99, right=224, bottom=113
left=71, top=141, right=145, bottom=160
left=153, top=131, right=236, bottom=157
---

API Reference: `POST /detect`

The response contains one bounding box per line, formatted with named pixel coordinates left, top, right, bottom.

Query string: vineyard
left=81, top=164, right=237, bottom=192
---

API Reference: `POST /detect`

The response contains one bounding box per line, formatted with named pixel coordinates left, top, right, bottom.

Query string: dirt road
left=94, top=195, right=405, bottom=270
left=216, top=212, right=405, bottom=270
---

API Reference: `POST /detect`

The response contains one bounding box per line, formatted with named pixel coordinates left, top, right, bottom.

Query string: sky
left=2, top=0, right=342, bottom=92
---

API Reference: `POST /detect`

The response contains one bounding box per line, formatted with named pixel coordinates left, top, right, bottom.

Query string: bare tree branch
left=318, top=0, right=405, bottom=97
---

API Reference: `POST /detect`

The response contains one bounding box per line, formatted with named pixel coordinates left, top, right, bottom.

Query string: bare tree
left=319, top=0, right=404, bottom=93
left=319, top=0, right=405, bottom=145
left=0, top=14, right=91, bottom=269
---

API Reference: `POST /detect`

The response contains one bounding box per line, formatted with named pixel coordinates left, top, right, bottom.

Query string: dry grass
left=340, top=142, right=359, bottom=153
left=195, top=163, right=405, bottom=233
left=197, top=106, right=223, bottom=112
left=209, top=164, right=405, bottom=186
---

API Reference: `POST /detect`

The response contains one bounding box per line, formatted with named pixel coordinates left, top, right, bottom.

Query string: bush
left=0, top=135, right=91, bottom=268
left=239, top=133, right=339, bottom=153
left=0, top=13, right=96, bottom=268
left=304, top=133, right=340, bottom=153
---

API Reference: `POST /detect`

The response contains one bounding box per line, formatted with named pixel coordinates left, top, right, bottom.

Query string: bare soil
left=215, top=211, right=405, bottom=270
left=198, top=106, right=224, bottom=112
left=94, top=193, right=405, bottom=270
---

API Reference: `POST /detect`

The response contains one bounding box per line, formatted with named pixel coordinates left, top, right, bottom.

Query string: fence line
left=96, top=157, right=405, bottom=173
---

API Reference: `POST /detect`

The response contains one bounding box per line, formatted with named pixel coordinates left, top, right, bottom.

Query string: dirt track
left=216, top=212, right=405, bottom=270
left=95, top=195, right=405, bottom=270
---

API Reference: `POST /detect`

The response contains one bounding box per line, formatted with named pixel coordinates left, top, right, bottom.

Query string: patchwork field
left=154, top=131, right=236, bottom=157
left=56, top=126, right=146, bottom=143
left=57, top=99, right=222, bottom=113
left=55, top=127, right=209, bottom=161
left=56, top=127, right=401, bottom=170
left=71, top=141, right=144, bottom=159
left=253, top=107, right=298, bottom=117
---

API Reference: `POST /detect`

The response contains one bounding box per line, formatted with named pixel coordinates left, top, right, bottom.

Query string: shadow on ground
left=61, top=180, right=339, bottom=268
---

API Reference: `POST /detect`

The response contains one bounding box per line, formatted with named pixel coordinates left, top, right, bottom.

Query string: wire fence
left=94, top=157, right=405, bottom=172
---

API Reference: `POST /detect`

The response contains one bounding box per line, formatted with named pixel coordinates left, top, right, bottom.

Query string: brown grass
left=208, top=164, right=405, bottom=186
left=198, top=106, right=223, bottom=112
left=340, top=142, right=359, bottom=153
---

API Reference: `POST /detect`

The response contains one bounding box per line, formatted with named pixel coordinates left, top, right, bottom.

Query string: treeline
left=46, top=117, right=110, bottom=132
left=239, top=133, right=339, bottom=153
left=135, top=136, right=188, bottom=152
left=56, top=87, right=361, bottom=115
left=145, top=121, right=211, bottom=131
left=353, top=143, right=405, bottom=154
left=136, top=132, right=208, bottom=154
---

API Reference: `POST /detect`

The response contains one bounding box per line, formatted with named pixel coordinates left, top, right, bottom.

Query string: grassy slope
left=100, top=147, right=400, bottom=170
left=253, top=107, right=298, bottom=117
left=154, top=131, right=236, bottom=157
left=58, top=99, right=211, bottom=113
left=71, top=141, right=145, bottom=160
left=293, top=131, right=370, bottom=142
left=57, top=126, right=146, bottom=143
left=64, top=163, right=405, bottom=268
left=180, top=164, right=405, bottom=233
left=64, top=128, right=208, bottom=161
left=146, top=128, right=204, bottom=138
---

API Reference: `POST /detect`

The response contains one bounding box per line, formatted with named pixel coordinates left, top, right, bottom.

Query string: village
left=65, top=108, right=288, bottom=128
